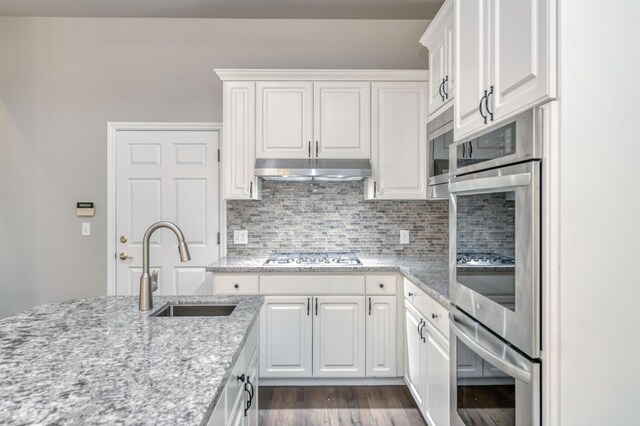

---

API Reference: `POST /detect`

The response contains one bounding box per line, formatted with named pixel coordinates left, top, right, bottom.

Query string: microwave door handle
left=449, top=172, right=531, bottom=194
left=449, top=312, right=532, bottom=383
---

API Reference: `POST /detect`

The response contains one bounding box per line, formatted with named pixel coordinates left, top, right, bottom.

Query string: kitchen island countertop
left=0, top=295, right=263, bottom=425
left=207, top=255, right=450, bottom=307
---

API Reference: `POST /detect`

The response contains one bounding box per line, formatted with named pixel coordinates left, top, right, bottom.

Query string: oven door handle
left=449, top=311, right=532, bottom=383
left=449, top=172, right=531, bottom=194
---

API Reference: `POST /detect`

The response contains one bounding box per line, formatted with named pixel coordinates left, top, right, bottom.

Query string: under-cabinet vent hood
left=254, top=158, right=372, bottom=181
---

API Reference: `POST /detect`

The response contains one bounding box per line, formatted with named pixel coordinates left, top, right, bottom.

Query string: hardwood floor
left=259, top=386, right=427, bottom=426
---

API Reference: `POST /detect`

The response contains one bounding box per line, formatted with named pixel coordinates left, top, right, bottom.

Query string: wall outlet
left=234, top=230, right=248, bottom=245
left=82, top=222, right=91, bottom=236
left=400, top=230, right=410, bottom=245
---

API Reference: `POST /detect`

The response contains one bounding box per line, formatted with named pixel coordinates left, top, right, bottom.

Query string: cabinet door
left=490, top=0, right=554, bottom=120
left=256, top=82, right=313, bottom=159
left=366, top=296, right=397, bottom=377
left=369, top=82, right=427, bottom=200
left=425, top=324, right=450, bottom=426
left=260, top=296, right=312, bottom=378
left=443, top=11, right=455, bottom=104
left=227, top=389, right=245, bottom=426
left=313, top=296, right=366, bottom=378
left=245, top=352, right=259, bottom=426
left=404, top=303, right=426, bottom=409
left=223, top=82, right=260, bottom=200
left=313, top=82, right=371, bottom=159
left=454, top=0, right=491, bottom=139
left=427, top=31, right=447, bottom=116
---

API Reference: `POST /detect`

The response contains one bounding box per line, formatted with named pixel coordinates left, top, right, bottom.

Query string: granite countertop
left=0, top=295, right=264, bottom=426
left=207, top=255, right=450, bottom=307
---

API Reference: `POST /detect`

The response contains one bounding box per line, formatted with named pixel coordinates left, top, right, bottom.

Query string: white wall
left=0, top=17, right=429, bottom=318
left=557, top=1, right=640, bottom=424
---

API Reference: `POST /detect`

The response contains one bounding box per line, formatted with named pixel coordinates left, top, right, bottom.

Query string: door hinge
left=217, top=149, right=221, bottom=162
left=217, top=232, right=221, bottom=245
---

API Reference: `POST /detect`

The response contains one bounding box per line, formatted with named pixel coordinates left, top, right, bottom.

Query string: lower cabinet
left=366, top=296, right=397, bottom=377
left=313, top=296, right=366, bottom=378
left=404, top=292, right=450, bottom=426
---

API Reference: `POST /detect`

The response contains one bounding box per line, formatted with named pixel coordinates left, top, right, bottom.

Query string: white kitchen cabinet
left=404, top=302, right=427, bottom=408
left=424, top=321, right=450, bottom=426
left=313, top=296, right=366, bottom=378
left=244, top=351, right=259, bottom=426
left=421, top=0, right=454, bottom=118
left=454, top=0, right=555, bottom=139
left=313, top=82, right=371, bottom=159
left=366, top=296, right=397, bottom=377
left=260, top=296, right=313, bottom=378
left=223, top=81, right=261, bottom=200
left=367, top=82, right=428, bottom=200
left=256, top=82, right=314, bottom=159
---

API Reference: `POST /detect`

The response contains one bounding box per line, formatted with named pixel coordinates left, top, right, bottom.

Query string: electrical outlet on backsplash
left=226, top=180, right=450, bottom=257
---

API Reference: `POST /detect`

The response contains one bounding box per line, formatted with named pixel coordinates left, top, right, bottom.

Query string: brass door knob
left=120, top=235, right=128, bottom=243
left=119, top=252, right=133, bottom=261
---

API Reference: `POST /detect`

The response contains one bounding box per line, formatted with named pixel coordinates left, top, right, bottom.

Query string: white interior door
left=115, top=128, right=219, bottom=296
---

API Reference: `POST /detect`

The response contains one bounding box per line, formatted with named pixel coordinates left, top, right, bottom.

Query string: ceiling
left=0, top=0, right=443, bottom=19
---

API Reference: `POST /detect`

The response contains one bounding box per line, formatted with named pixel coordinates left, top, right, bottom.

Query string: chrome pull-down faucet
left=139, top=221, right=191, bottom=311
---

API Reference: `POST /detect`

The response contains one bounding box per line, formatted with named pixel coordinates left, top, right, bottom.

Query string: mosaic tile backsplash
left=226, top=180, right=449, bottom=256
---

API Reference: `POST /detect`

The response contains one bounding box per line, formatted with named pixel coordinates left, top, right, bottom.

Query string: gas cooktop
left=456, top=253, right=515, bottom=266
left=264, top=251, right=362, bottom=266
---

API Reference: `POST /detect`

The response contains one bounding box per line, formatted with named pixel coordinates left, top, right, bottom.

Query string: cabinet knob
left=408, top=292, right=415, bottom=297
left=432, top=313, right=438, bottom=319
left=234, top=284, right=239, bottom=289
left=379, top=283, right=384, bottom=288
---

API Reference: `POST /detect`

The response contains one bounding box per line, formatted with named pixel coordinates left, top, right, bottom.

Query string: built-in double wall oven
left=448, top=107, right=545, bottom=426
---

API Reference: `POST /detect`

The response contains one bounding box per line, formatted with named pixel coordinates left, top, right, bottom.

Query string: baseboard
left=260, top=377, right=406, bottom=386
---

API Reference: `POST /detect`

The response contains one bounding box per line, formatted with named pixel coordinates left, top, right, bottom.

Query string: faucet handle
left=151, top=270, right=158, bottom=292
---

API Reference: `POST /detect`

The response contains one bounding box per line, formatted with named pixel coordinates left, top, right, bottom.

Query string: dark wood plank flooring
left=259, top=386, right=427, bottom=426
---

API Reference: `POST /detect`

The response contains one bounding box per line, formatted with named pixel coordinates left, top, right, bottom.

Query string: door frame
left=106, top=122, right=224, bottom=296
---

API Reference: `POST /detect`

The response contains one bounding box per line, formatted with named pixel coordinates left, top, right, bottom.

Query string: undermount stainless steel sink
left=151, top=304, right=237, bottom=317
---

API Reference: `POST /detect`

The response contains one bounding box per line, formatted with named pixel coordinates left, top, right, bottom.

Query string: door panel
left=455, top=0, right=490, bottom=139
left=491, top=0, right=553, bottom=119
left=425, top=327, right=450, bottom=426
left=428, top=30, right=446, bottom=115
left=313, top=296, right=366, bottom=378
left=369, top=82, right=427, bottom=199
left=260, top=296, right=313, bottom=378
left=404, top=303, right=426, bottom=408
left=256, top=82, right=313, bottom=158
left=115, top=129, right=219, bottom=296
left=313, top=82, right=371, bottom=159
left=366, top=296, right=397, bottom=377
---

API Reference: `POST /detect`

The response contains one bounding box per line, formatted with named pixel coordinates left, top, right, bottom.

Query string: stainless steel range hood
left=254, top=158, right=372, bottom=181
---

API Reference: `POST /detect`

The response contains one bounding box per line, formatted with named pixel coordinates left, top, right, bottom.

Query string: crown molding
left=214, top=69, right=429, bottom=81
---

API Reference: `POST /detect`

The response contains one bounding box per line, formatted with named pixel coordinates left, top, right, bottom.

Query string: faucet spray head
left=178, top=241, right=191, bottom=262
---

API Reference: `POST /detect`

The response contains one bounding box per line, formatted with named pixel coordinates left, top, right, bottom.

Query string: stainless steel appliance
left=427, top=106, right=454, bottom=199
left=449, top=108, right=541, bottom=358
left=449, top=107, right=545, bottom=426
left=450, top=308, right=541, bottom=426
left=254, top=159, right=372, bottom=181
left=264, top=251, right=362, bottom=265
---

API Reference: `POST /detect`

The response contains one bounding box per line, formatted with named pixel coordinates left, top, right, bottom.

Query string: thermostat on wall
left=77, top=202, right=95, bottom=217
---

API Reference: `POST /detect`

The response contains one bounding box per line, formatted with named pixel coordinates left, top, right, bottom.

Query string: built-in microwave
left=427, top=107, right=454, bottom=199
left=449, top=108, right=543, bottom=359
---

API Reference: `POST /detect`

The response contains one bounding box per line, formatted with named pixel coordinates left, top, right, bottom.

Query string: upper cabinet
left=314, top=82, right=371, bottom=159
left=222, top=81, right=261, bottom=200
left=216, top=70, right=428, bottom=200
left=454, top=0, right=556, bottom=139
left=420, top=0, right=454, bottom=119
left=256, top=82, right=314, bottom=159
left=366, top=82, right=428, bottom=200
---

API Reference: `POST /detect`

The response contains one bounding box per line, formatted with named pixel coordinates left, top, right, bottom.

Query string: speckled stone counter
left=0, top=295, right=263, bottom=426
left=207, top=256, right=450, bottom=307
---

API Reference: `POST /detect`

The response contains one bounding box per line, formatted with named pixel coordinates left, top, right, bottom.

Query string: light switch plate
left=400, top=230, right=410, bottom=244
left=82, top=222, right=91, bottom=236
left=234, top=230, right=248, bottom=245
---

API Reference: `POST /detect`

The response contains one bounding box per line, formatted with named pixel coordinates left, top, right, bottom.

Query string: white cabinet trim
left=215, top=69, right=428, bottom=82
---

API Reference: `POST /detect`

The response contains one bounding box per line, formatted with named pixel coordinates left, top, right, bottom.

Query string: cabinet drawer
left=260, top=275, right=365, bottom=295
left=365, top=274, right=397, bottom=295
left=404, top=278, right=449, bottom=340
left=225, top=321, right=258, bottom=418
left=214, top=274, right=259, bottom=295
